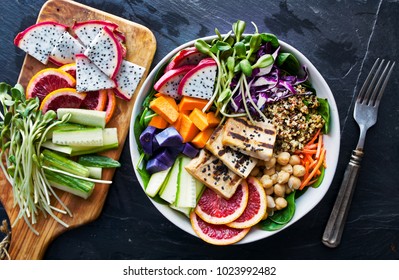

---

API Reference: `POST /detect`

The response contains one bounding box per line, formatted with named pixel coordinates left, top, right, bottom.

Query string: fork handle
left=322, top=149, right=364, bottom=248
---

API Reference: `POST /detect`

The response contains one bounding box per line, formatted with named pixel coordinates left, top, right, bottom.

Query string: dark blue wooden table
left=1, top=0, right=398, bottom=260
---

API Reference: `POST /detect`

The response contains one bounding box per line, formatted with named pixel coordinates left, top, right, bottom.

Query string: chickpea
left=266, top=195, right=275, bottom=208
left=271, top=173, right=278, bottom=184
left=260, top=175, right=273, bottom=189
left=275, top=163, right=282, bottom=172
left=277, top=152, right=291, bottom=166
left=277, top=170, right=290, bottom=184
left=274, top=183, right=286, bottom=197
left=289, top=155, right=301, bottom=166
left=275, top=197, right=288, bottom=210
left=293, top=165, right=306, bottom=177
left=281, top=164, right=293, bottom=174
left=288, top=175, right=302, bottom=190
left=264, top=157, right=276, bottom=170
left=285, top=185, right=292, bottom=194
left=256, top=160, right=265, bottom=167
left=250, top=166, right=260, bottom=177
left=265, top=187, right=274, bottom=195
left=264, top=167, right=275, bottom=176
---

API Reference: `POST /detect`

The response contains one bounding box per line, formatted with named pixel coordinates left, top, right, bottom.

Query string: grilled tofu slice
left=206, top=126, right=258, bottom=178
left=185, top=149, right=242, bottom=199
left=221, top=117, right=276, bottom=161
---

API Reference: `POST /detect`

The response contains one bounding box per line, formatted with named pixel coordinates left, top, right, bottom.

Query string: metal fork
left=322, top=58, right=395, bottom=248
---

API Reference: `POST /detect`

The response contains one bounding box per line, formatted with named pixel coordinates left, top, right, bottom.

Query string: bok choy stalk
left=0, top=82, right=72, bottom=235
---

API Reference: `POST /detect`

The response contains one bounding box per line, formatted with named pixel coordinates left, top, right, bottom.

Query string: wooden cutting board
left=0, top=0, right=156, bottom=259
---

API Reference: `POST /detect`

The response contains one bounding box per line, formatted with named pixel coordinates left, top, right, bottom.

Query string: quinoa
left=263, top=90, right=325, bottom=153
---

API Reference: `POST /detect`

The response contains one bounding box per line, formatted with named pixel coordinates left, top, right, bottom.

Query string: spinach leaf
left=311, top=166, right=325, bottom=188
left=137, top=153, right=150, bottom=188
left=276, top=52, right=300, bottom=75
left=259, top=218, right=287, bottom=231
left=317, top=98, right=330, bottom=134
left=269, top=191, right=296, bottom=224
left=133, top=114, right=144, bottom=153
left=260, top=33, right=280, bottom=48
left=295, top=187, right=308, bottom=199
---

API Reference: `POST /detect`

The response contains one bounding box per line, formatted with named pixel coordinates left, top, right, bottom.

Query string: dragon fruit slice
left=49, top=32, right=86, bottom=66
left=75, top=53, right=116, bottom=92
left=177, top=59, right=217, bottom=100
left=84, top=26, right=123, bottom=79
left=164, top=47, right=207, bottom=72
left=153, top=65, right=195, bottom=100
left=14, top=21, right=68, bottom=64
left=113, top=60, right=145, bottom=100
left=72, top=20, right=119, bottom=47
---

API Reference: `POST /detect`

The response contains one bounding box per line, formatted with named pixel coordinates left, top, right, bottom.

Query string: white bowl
left=129, top=35, right=340, bottom=244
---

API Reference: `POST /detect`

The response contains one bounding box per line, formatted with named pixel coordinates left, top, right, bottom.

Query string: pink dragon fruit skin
left=84, top=26, right=123, bottom=80
left=49, top=32, right=86, bottom=66
left=164, top=47, right=207, bottom=73
left=72, top=20, right=119, bottom=47
left=75, top=53, right=116, bottom=92
left=153, top=65, right=195, bottom=100
left=113, top=60, right=145, bottom=100
left=177, top=59, right=217, bottom=100
left=14, top=21, right=68, bottom=64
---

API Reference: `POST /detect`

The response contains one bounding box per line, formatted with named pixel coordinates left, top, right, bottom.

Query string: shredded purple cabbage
left=229, top=45, right=310, bottom=114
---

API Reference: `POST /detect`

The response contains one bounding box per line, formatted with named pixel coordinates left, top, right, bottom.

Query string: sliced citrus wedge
left=59, top=63, right=77, bottom=78
left=227, top=177, right=267, bottom=229
left=80, top=89, right=107, bottom=111
left=26, top=68, right=76, bottom=101
left=190, top=211, right=250, bottom=245
left=40, top=88, right=86, bottom=113
left=195, top=180, right=249, bottom=225
left=104, top=89, right=116, bottom=124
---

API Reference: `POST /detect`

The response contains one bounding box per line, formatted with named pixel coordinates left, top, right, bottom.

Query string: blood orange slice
left=195, top=180, right=249, bottom=225
left=80, top=89, right=107, bottom=111
left=26, top=68, right=76, bottom=101
left=39, top=88, right=86, bottom=113
left=104, top=89, right=116, bottom=124
left=59, top=63, right=77, bottom=78
left=190, top=211, right=250, bottom=245
left=227, top=177, right=267, bottom=229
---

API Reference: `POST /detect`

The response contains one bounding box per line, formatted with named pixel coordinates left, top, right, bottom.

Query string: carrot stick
left=304, top=143, right=317, bottom=150
left=306, top=178, right=319, bottom=186
left=315, top=134, right=323, bottom=159
left=300, top=148, right=326, bottom=190
left=306, top=129, right=321, bottom=146
left=302, top=149, right=317, bottom=155
left=309, top=160, right=318, bottom=169
left=305, top=154, right=314, bottom=164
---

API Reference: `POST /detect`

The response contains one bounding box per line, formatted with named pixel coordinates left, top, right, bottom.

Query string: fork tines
left=357, top=58, right=396, bottom=106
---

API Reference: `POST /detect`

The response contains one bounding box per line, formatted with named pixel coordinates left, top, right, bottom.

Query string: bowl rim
left=129, top=34, right=341, bottom=244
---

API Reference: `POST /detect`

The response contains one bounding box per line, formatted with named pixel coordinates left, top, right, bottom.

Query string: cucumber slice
left=42, top=141, right=73, bottom=155
left=44, top=169, right=95, bottom=199
left=86, top=167, right=102, bottom=179
left=78, top=155, right=120, bottom=168
left=46, top=123, right=87, bottom=139
left=70, top=128, right=118, bottom=156
left=42, top=149, right=89, bottom=177
left=159, top=157, right=181, bottom=204
left=170, top=179, right=204, bottom=217
left=145, top=168, right=171, bottom=198
left=175, top=156, right=197, bottom=208
left=52, top=128, right=103, bottom=147
left=57, top=108, right=106, bottom=128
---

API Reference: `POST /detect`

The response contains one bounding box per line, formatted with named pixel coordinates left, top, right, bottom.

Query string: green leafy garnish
left=276, top=52, right=300, bottom=75
left=317, top=98, right=330, bottom=134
